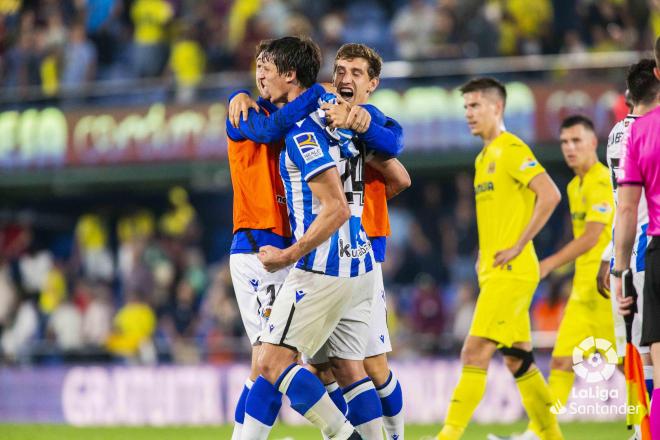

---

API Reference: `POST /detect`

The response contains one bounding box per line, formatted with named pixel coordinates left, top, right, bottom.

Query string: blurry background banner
left=0, top=361, right=627, bottom=425
left=0, top=81, right=624, bottom=170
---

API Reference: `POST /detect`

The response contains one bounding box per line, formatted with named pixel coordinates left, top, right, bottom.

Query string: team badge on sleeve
left=519, top=157, right=538, bottom=171
left=592, top=202, right=612, bottom=214
left=294, top=132, right=324, bottom=163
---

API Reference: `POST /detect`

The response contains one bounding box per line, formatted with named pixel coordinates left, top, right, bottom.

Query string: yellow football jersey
left=474, top=132, right=546, bottom=283
left=567, top=162, right=614, bottom=300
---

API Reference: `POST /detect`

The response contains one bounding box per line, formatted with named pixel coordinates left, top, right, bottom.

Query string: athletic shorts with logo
left=229, top=253, right=290, bottom=345
left=262, top=268, right=375, bottom=360
left=308, top=263, right=391, bottom=364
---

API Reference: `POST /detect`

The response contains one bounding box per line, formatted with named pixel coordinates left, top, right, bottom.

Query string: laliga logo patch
left=592, top=202, right=612, bottom=214
left=293, top=132, right=324, bottom=164
left=519, top=157, right=538, bottom=171
left=572, top=337, right=617, bottom=383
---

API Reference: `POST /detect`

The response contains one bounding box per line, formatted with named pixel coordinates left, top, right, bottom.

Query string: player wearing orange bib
left=226, top=41, right=327, bottom=439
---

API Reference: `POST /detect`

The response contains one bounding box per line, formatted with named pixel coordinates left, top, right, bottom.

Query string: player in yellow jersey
left=541, top=116, right=615, bottom=406
left=437, top=77, right=563, bottom=440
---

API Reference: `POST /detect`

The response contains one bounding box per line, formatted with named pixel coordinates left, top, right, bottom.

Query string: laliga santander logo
left=572, top=337, right=618, bottom=383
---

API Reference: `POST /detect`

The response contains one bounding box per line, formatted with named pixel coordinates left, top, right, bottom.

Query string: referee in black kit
left=612, top=35, right=660, bottom=439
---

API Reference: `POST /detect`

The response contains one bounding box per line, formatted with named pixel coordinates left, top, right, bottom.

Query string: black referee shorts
left=641, top=236, right=660, bottom=346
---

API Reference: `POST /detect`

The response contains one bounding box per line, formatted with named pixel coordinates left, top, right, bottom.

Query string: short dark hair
left=459, top=77, right=507, bottom=104
left=626, top=58, right=660, bottom=105
left=256, top=36, right=321, bottom=88
left=560, top=114, right=595, bottom=133
left=334, top=43, right=382, bottom=79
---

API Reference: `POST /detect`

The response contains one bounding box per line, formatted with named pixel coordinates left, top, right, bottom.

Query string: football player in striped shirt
left=225, top=41, right=327, bottom=439
left=309, top=43, right=409, bottom=440
left=229, top=41, right=407, bottom=439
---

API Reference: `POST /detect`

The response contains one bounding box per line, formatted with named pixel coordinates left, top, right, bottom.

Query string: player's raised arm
left=324, top=102, right=404, bottom=157
left=366, top=157, right=411, bottom=199
left=226, top=84, right=325, bottom=143
left=493, top=172, right=561, bottom=268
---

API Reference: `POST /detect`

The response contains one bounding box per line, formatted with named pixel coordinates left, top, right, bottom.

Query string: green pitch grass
left=0, top=422, right=631, bottom=440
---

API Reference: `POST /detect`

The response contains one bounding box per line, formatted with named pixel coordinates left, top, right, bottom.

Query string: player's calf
left=365, top=355, right=405, bottom=440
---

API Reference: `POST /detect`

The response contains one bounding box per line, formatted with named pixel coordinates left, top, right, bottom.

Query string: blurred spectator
left=451, top=281, right=477, bottom=346
left=60, top=21, right=97, bottom=91
left=83, top=0, right=123, bottom=69
left=159, top=186, right=198, bottom=239
left=74, top=213, right=113, bottom=282
left=38, top=266, right=67, bottom=315
left=1, top=295, right=38, bottom=363
left=532, top=275, right=570, bottom=332
left=47, top=296, right=83, bottom=352
left=168, top=25, right=206, bottom=103
left=130, top=0, right=174, bottom=78
left=0, top=263, right=17, bottom=333
left=163, top=278, right=201, bottom=363
left=106, top=292, right=157, bottom=363
left=392, top=0, right=435, bottom=60
left=409, top=273, right=445, bottom=352
left=81, top=282, right=113, bottom=346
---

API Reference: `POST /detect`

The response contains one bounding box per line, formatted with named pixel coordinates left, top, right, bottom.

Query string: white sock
left=377, top=371, right=404, bottom=439
left=241, top=413, right=275, bottom=440
left=231, top=378, right=254, bottom=440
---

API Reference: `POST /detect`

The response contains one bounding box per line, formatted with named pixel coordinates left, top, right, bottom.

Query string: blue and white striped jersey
left=280, top=111, right=374, bottom=278
left=605, top=114, right=649, bottom=272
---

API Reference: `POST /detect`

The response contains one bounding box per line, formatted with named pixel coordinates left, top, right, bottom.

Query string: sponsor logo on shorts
left=269, top=324, right=274, bottom=333
left=379, top=335, right=385, bottom=343
left=338, top=238, right=372, bottom=259
left=295, top=290, right=306, bottom=303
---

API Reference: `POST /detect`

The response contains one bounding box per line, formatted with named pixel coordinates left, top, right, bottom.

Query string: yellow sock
left=519, top=369, right=564, bottom=440
left=548, top=369, right=575, bottom=406
left=437, top=366, right=487, bottom=440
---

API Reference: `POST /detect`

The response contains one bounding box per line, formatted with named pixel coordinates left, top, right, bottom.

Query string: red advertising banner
left=0, top=81, right=623, bottom=170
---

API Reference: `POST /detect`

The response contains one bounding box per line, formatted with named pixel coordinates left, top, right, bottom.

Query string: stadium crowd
left=0, top=174, right=575, bottom=365
left=0, top=0, right=659, bottom=102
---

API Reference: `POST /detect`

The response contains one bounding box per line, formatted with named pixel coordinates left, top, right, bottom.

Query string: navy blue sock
left=377, top=371, right=403, bottom=417
left=244, top=376, right=282, bottom=427
left=325, top=382, right=347, bottom=415
left=276, top=364, right=326, bottom=414
left=234, top=380, right=252, bottom=425
left=343, top=377, right=383, bottom=426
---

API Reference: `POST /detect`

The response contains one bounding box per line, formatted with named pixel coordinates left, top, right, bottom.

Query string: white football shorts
left=229, top=253, right=290, bottom=345
left=261, top=268, right=375, bottom=360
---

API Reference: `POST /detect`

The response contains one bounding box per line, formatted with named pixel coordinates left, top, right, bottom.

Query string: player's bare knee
left=550, top=356, right=573, bottom=372
left=503, top=355, right=523, bottom=374
left=329, top=358, right=367, bottom=387
left=257, top=344, right=295, bottom=383
left=364, top=354, right=390, bottom=387
left=309, top=362, right=335, bottom=385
